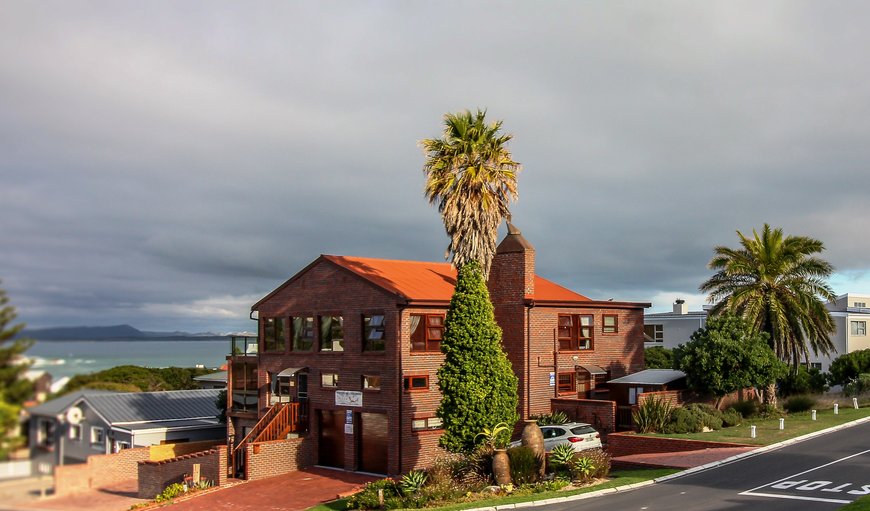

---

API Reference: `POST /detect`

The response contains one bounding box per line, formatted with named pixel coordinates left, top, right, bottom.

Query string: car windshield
left=570, top=425, right=596, bottom=435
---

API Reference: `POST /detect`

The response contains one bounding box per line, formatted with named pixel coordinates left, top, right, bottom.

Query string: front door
left=318, top=410, right=345, bottom=468
left=358, top=412, right=388, bottom=474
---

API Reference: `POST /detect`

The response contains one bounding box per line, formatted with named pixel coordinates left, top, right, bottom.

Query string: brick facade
left=550, top=398, right=617, bottom=436
left=54, top=446, right=150, bottom=497
left=236, top=230, right=649, bottom=476
left=245, top=438, right=314, bottom=481
left=137, top=446, right=227, bottom=499
left=606, top=431, right=753, bottom=458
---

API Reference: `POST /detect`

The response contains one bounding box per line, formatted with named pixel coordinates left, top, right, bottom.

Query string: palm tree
left=420, top=109, right=521, bottom=278
left=699, top=224, right=836, bottom=405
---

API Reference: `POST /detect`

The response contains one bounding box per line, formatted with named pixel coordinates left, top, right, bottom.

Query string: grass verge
left=842, top=496, right=870, bottom=510
left=641, top=405, right=870, bottom=445
left=305, top=468, right=679, bottom=511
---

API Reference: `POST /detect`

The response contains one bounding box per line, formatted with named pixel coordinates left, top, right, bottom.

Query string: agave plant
left=570, top=456, right=597, bottom=483
left=399, top=470, right=428, bottom=495
left=475, top=422, right=511, bottom=450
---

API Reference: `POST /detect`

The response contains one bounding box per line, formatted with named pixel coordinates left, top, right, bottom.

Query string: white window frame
left=90, top=426, right=104, bottom=446
left=851, top=321, right=867, bottom=336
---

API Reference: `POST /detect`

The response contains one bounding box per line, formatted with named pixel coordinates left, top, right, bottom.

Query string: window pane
left=321, top=373, right=338, bottom=387
left=320, top=316, right=344, bottom=352
left=410, top=315, right=426, bottom=351
left=293, top=317, right=315, bottom=351
left=263, top=318, right=286, bottom=352
left=412, top=419, right=426, bottom=430
left=363, top=375, right=380, bottom=389
left=364, top=314, right=386, bottom=352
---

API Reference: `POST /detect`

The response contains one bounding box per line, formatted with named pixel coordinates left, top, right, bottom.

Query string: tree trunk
left=764, top=382, right=778, bottom=409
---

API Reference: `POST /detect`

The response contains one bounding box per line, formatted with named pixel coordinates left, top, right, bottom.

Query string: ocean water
left=24, top=339, right=230, bottom=379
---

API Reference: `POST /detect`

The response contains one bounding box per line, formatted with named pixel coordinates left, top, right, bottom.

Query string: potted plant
left=477, top=422, right=512, bottom=485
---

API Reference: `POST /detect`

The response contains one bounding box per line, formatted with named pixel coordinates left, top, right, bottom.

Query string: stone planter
left=492, top=449, right=511, bottom=486
left=521, top=419, right=545, bottom=478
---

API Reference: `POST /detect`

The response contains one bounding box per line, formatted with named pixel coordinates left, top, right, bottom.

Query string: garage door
left=318, top=410, right=345, bottom=468
left=358, top=412, right=388, bottom=474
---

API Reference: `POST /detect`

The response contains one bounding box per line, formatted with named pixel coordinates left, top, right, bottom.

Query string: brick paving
left=5, top=478, right=148, bottom=511
left=612, top=446, right=757, bottom=469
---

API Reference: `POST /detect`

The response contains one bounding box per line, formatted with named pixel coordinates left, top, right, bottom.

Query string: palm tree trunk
left=764, top=382, right=778, bottom=409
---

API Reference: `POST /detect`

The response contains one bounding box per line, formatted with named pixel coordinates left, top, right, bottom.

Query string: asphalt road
left=547, top=419, right=870, bottom=511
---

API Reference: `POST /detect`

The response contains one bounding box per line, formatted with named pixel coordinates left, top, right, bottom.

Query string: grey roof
left=607, top=369, right=687, bottom=385
left=118, top=418, right=224, bottom=432
left=193, top=371, right=227, bottom=383
left=28, top=389, right=222, bottom=425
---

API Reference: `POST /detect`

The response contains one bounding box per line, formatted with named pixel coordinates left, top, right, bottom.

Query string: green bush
left=645, top=346, right=674, bottom=369
left=829, top=349, right=870, bottom=386
left=548, top=444, right=575, bottom=474
left=844, top=374, right=870, bottom=396
left=778, top=366, right=829, bottom=396
left=346, top=478, right=402, bottom=509
left=722, top=408, right=742, bottom=427
left=664, top=407, right=702, bottom=434
left=783, top=395, right=817, bottom=413
left=507, top=445, right=541, bottom=485
left=400, top=470, right=428, bottom=495
left=573, top=448, right=610, bottom=480
left=728, top=400, right=758, bottom=419
left=685, top=404, right=723, bottom=430
left=154, top=483, right=185, bottom=502
left=633, top=395, right=674, bottom=433
left=532, top=411, right=568, bottom=425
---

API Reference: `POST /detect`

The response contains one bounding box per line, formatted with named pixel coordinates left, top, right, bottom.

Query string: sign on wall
left=335, top=390, right=363, bottom=407
left=549, top=372, right=555, bottom=387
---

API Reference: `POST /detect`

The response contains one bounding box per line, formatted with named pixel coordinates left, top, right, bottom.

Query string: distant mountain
left=20, top=325, right=228, bottom=341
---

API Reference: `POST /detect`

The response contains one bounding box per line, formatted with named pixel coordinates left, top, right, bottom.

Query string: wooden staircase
left=230, top=402, right=301, bottom=477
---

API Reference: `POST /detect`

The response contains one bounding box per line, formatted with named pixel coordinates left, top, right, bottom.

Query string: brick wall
left=245, top=437, right=314, bottom=481
left=54, top=446, right=150, bottom=497
left=606, top=432, right=753, bottom=458
left=149, top=440, right=223, bottom=462
left=551, top=398, right=616, bottom=436
left=138, top=446, right=227, bottom=499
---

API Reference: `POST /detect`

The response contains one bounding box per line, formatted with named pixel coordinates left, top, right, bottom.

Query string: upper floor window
left=321, top=373, right=339, bottom=388
left=410, top=314, right=444, bottom=352
left=558, top=314, right=593, bottom=351
left=644, top=324, right=664, bottom=342
left=855, top=302, right=867, bottom=308
left=851, top=321, right=867, bottom=336
left=292, top=317, right=315, bottom=351
left=603, top=315, right=618, bottom=334
left=363, top=314, right=386, bottom=352
left=320, top=316, right=344, bottom=352
left=262, top=317, right=287, bottom=352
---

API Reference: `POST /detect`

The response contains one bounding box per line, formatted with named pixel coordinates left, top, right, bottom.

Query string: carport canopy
left=277, top=367, right=307, bottom=377
left=576, top=364, right=607, bottom=376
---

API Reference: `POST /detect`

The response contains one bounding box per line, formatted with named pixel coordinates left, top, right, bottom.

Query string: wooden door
left=318, top=410, right=345, bottom=468
left=358, top=412, right=388, bottom=474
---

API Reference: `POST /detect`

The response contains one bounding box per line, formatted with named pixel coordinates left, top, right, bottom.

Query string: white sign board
left=344, top=424, right=354, bottom=435
left=549, top=372, right=555, bottom=387
left=335, top=390, right=363, bottom=407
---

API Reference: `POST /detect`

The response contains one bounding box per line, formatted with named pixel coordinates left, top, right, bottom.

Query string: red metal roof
left=322, top=255, right=590, bottom=303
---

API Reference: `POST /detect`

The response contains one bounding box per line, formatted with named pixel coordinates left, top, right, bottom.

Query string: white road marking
left=739, top=447, right=870, bottom=503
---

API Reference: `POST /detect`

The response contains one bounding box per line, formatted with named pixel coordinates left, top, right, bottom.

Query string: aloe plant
left=475, top=422, right=511, bottom=450
left=399, top=470, right=428, bottom=495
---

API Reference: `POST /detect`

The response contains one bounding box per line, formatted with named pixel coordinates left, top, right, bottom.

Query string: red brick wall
left=246, top=438, right=314, bottom=481
left=550, top=398, right=617, bottom=436
left=606, top=432, right=752, bottom=458
left=137, top=446, right=227, bottom=499
left=54, top=447, right=150, bottom=497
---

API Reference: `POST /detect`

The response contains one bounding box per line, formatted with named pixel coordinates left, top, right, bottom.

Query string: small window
left=262, top=317, right=287, bottom=352
left=410, top=314, right=444, bottom=352
left=810, top=362, right=822, bottom=371
left=855, top=302, right=867, bottom=308
left=37, top=420, right=55, bottom=448
left=321, top=373, right=339, bottom=388
left=403, top=375, right=429, bottom=392
left=851, top=321, right=867, bottom=336
left=363, top=314, right=386, bottom=352
left=557, top=372, right=575, bottom=395
left=69, top=424, right=82, bottom=442
left=362, top=375, right=381, bottom=390
left=320, top=316, right=344, bottom=352
left=558, top=315, right=593, bottom=351
left=644, top=324, right=664, bottom=342
left=603, top=315, right=618, bottom=334
left=412, top=417, right=443, bottom=431
left=292, top=317, right=316, bottom=351
left=90, top=427, right=104, bottom=446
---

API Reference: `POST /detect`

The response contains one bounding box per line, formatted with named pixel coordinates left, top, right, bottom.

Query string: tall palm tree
left=700, top=224, right=836, bottom=404
left=420, top=109, right=521, bottom=278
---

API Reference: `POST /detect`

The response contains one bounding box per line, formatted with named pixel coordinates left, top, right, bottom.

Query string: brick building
left=226, top=225, right=649, bottom=476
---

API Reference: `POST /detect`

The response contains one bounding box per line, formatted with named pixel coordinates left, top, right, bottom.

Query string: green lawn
left=642, top=406, right=870, bottom=445
left=305, top=468, right=679, bottom=511
left=841, top=496, right=870, bottom=510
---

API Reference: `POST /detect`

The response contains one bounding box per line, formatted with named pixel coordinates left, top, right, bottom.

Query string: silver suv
left=512, top=422, right=602, bottom=453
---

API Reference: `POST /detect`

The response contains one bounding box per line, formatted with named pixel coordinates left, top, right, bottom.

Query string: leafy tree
left=0, top=283, right=34, bottom=459
left=778, top=365, right=829, bottom=396
left=644, top=346, right=674, bottom=369
left=674, top=314, right=785, bottom=407
left=62, top=365, right=212, bottom=394
left=420, top=109, right=521, bottom=278
left=436, top=262, right=519, bottom=452
left=828, top=349, right=870, bottom=386
left=699, top=224, right=836, bottom=406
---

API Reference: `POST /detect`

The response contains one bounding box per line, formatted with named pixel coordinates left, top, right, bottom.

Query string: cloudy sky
left=3, top=1, right=870, bottom=333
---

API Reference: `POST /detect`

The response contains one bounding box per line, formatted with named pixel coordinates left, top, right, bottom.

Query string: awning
left=277, top=367, right=307, bottom=377
left=576, top=364, right=607, bottom=375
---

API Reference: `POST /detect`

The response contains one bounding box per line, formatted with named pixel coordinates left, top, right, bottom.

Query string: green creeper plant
left=436, top=262, right=519, bottom=453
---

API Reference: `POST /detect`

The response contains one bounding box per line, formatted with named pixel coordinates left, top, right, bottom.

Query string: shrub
left=548, top=444, right=575, bottom=474
left=570, top=457, right=596, bottom=483
left=685, top=403, right=723, bottom=430
left=844, top=374, right=870, bottom=396
left=645, top=346, right=674, bottom=369
left=532, top=411, right=568, bottom=425
left=633, top=395, right=674, bottom=433
left=758, top=403, right=784, bottom=419
left=346, top=478, right=402, bottom=509
left=664, top=407, right=702, bottom=434
left=728, top=400, right=758, bottom=419
left=722, top=408, right=742, bottom=427
left=507, top=445, right=540, bottom=485
left=400, top=470, right=428, bottom=496
left=829, top=349, right=870, bottom=386
left=783, top=395, right=816, bottom=413
left=572, top=448, right=610, bottom=481
left=154, top=483, right=185, bottom=502
left=778, top=366, right=829, bottom=396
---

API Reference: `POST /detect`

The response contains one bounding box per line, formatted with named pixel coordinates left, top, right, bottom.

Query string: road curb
left=462, top=414, right=870, bottom=511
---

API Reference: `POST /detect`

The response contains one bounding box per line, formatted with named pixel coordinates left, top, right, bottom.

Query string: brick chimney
left=488, top=222, right=535, bottom=304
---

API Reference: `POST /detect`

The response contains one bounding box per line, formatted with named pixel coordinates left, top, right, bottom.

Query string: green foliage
left=844, top=374, right=870, bottom=396
left=475, top=422, right=511, bottom=450
left=830, top=350, right=870, bottom=386
left=571, top=449, right=610, bottom=482
left=664, top=407, right=702, bottom=434
left=437, top=262, right=519, bottom=453
left=507, top=446, right=540, bottom=485
left=722, top=407, right=743, bottom=427
left=548, top=444, right=576, bottom=473
left=778, top=365, right=829, bottom=396
left=674, top=313, right=785, bottom=398
left=216, top=389, right=227, bottom=423
left=728, top=400, right=759, bottom=419
left=783, top=395, right=817, bottom=413
left=154, top=483, right=186, bottom=502
left=685, top=404, right=724, bottom=430
left=421, top=109, right=520, bottom=277
left=346, top=479, right=402, bottom=510
left=644, top=346, right=674, bottom=369
left=633, top=395, right=675, bottom=433
left=63, top=365, right=213, bottom=394
left=532, top=411, right=568, bottom=425
left=0, top=284, right=33, bottom=460
left=570, top=457, right=596, bottom=483
left=400, top=470, right=428, bottom=495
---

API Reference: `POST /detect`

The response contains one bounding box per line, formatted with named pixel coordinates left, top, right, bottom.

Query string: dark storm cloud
left=2, top=1, right=870, bottom=331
